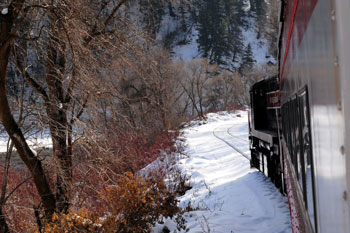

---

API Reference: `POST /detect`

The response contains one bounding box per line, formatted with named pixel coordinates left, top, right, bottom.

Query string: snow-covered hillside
left=155, top=111, right=291, bottom=233
left=171, top=20, right=273, bottom=65
left=152, top=1, right=275, bottom=66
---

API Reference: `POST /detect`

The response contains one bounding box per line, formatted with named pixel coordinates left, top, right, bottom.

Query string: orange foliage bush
left=34, top=172, right=186, bottom=233
left=100, top=172, right=184, bottom=233
left=30, top=209, right=101, bottom=233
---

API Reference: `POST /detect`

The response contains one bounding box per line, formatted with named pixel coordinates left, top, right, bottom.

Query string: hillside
left=0, top=1, right=280, bottom=231
left=129, top=0, right=276, bottom=70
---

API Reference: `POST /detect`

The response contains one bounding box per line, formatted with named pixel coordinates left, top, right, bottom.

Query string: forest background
left=0, top=0, right=278, bottom=232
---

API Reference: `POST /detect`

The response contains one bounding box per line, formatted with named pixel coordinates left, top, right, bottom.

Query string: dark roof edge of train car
left=249, top=75, right=279, bottom=92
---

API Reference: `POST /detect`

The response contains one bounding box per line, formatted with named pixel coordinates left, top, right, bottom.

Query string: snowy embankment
left=156, top=111, right=291, bottom=233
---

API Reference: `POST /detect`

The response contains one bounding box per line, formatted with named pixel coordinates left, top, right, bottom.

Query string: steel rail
left=212, top=127, right=250, bottom=161
left=227, top=126, right=249, bottom=143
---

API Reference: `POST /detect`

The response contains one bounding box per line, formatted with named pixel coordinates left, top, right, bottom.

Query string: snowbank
left=154, top=111, right=291, bottom=233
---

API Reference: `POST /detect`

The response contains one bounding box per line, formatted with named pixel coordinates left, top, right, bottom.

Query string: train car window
left=286, top=103, right=292, bottom=156
left=287, top=102, right=294, bottom=160
left=294, top=96, right=304, bottom=193
left=290, top=97, right=299, bottom=175
left=282, top=88, right=317, bottom=232
left=289, top=101, right=295, bottom=163
left=298, top=89, right=316, bottom=231
left=284, top=104, right=291, bottom=153
left=282, top=106, right=287, bottom=144
left=281, top=105, right=286, bottom=142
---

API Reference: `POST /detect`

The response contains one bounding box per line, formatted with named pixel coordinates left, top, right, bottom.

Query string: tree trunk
left=0, top=2, right=56, bottom=219
left=46, top=106, right=72, bottom=213
left=45, top=14, right=72, bottom=212
left=0, top=49, right=56, bottom=221
left=0, top=208, right=9, bottom=233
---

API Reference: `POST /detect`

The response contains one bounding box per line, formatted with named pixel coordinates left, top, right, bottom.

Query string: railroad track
left=227, top=126, right=249, bottom=143
left=212, top=127, right=250, bottom=161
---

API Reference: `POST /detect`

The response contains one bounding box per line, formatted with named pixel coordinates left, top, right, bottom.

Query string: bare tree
left=84, top=45, right=187, bottom=141
left=0, top=0, right=133, bottom=220
left=181, top=58, right=218, bottom=119
left=0, top=0, right=56, bottom=219
left=1, top=0, right=197, bottom=229
left=0, top=140, right=11, bottom=233
left=0, top=56, right=41, bottom=232
left=244, top=63, right=277, bottom=89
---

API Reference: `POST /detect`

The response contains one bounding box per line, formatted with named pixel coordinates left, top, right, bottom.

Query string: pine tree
left=138, top=0, right=166, bottom=38
left=226, top=0, right=246, bottom=71
left=196, top=0, right=247, bottom=68
left=239, top=43, right=256, bottom=73
left=196, top=0, right=227, bottom=64
left=251, top=0, right=268, bottom=39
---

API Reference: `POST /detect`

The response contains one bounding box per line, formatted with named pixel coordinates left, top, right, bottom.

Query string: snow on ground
left=155, top=111, right=291, bottom=233
left=0, top=110, right=292, bottom=232
left=0, top=134, right=52, bottom=153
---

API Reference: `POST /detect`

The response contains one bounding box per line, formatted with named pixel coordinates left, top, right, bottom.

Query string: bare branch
left=85, top=0, right=128, bottom=44
left=10, top=25, right=45, bottom=42
left=13, top=49, right=49, bottom=102
left=103, top=0, right=128, bottom=33
left=71, top=94, right=89, bottom=125
left=23, top=4, right=49, bottom=12
left=23, top=70, right=49, bottom=102
left=0, top=140, right=13, bottom=207
left=3, top=176, right=32, bottom=205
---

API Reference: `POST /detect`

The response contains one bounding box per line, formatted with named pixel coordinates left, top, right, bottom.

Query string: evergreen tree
left=138, top=0, right=166, bottom=38
left=196, top=0, right=247, bottom=68
left=134, top=0, right=256, bottom=70
left=225, top=0, right=246, bottom=71
left=196, top=0, right=226, bottom=65
left=250, top=0, right=268, bottom=39
left=239, top=43, right=256, bottom=73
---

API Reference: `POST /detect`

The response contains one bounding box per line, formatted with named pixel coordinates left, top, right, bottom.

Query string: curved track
left=227, top=126, right=249, bottom=143
left=212, top=127, right=250, bottom=161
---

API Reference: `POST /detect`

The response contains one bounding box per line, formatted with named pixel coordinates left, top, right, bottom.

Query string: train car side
left=249, top=1, right=350, bottom=233
left=279, top=0, right=350, bottom=232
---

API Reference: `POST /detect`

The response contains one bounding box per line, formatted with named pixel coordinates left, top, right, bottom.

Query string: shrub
left=31, top=209, right=102, bottom=233
left=100, top=172, right=185, bottom=233
left=70, top=130, right=180, bottom=213
left=34, top=172, right=186, bottom=233
left=0, top=168, right=42, bottom=232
